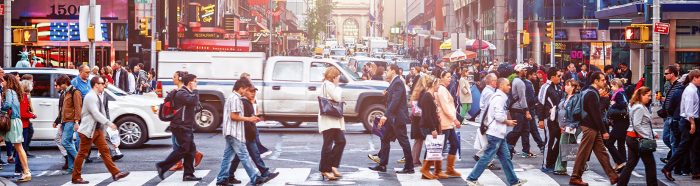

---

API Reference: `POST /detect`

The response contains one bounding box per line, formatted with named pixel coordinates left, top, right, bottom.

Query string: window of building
left=343, top=18, right=359, bottom=37
left=272, top=61, right=303, bottom=81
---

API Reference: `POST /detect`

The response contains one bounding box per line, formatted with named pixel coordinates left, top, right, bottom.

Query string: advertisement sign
left=11, top=0, right=127, bottom=19
left=579, top=29, right=598, bottom=40
left=590, top=42, right=612, bottom=69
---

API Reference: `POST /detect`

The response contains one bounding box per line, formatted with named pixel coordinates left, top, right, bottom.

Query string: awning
left=180, top=39, right=251, bottom=52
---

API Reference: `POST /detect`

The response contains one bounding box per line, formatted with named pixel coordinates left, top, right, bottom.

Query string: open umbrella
left=442, top=49, right=477, bottom=62
left=465, top=39, right=496, bottom=50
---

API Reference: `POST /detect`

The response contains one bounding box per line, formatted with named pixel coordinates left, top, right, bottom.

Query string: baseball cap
left=514, top=64, right=530, bottom=71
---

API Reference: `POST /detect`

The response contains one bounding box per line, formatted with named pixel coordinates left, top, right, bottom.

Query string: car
left=5, top=68, right=171, bottom=148
left=157, top=52, right=389, bottom=132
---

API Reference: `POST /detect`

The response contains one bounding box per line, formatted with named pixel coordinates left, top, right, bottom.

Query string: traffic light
left=139, top=17, right=150, bottom=36
left=546, top=22, right=554, bottom=39
left=625, top=24, right=651, bottom=44
left=520, top=31, right=530, bottom=46
left=12, top=29, right=23, bottom=43
left=22, top=29, right=38, bottom=43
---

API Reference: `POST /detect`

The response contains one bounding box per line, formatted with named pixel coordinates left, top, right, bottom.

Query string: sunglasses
left=664, top=72, right=672, bottom=75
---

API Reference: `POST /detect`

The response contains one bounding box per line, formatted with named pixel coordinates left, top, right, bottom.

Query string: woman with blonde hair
left=605, top=78, right=630, bottom=172
left=418, top=77, right=441, bottom=179
left=409, top=75, right=431, bottom=166
left=318, top=67, right=346, bottom=180
left=617, top=86, right=657, bottom=185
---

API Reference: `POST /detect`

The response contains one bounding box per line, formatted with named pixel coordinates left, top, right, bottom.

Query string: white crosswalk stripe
left=61, top=173, right=111, bottom=186
left=459, top=168, right=506, bottom=186
left=156, top=170, right=210, bottom=186
left=52, top=165, right=658, bottom=186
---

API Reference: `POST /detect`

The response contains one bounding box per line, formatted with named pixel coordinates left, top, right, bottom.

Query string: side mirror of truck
left=340, top=76, right=349, bottom=84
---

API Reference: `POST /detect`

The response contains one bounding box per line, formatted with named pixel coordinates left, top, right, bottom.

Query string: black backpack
left=158, top=90, right=180, bottom=122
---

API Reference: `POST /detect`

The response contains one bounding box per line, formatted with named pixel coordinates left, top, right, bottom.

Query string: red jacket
left=20, top=94, right=36, bottom=128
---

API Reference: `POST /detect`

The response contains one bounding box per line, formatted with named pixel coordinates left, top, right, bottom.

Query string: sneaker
left=512, top=179, right=528, bottom=186
left=540, top=167, right=553, bottom=173
left=466, top=179, right=483, bottom=186
left=397, top=157, right=405, bottom=164
left=519, top=152, right=537, bottom=158
left=260, top=151, right=273, bottom=158
left=112, top=154, right=124, bottom=161
left=660, top=158, right=669, bottom=164
left=368, top=154, right=380, bottom=164
left=472, top=155, right=480, bottom=162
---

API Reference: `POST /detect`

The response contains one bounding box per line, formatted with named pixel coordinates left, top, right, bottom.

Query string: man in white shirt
left=127, top=70, right=136, bottom=93
left=466, top=78, right=526, bottom=186
left=661, top=69, right=700, bottom=181
left=473, top=73, right=500, bottom=170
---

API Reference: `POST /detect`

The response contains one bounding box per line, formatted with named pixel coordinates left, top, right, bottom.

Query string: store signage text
left=50, top=4, right=79, bottom=16
left=192, top=32, right=223, bottom=39
left=570, top=51, right=583, bottom=59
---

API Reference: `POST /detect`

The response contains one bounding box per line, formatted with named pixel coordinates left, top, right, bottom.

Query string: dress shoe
left=661, top=168, right=675, bottom=181
left=62, top=156, right=69, bottom=170
left=227, top=177, right=242, bottom=184
left=112, top=154, right=124, bottom=161
left=321, top=172, right=338, bottom=181
left=367, top=154, right=381, bottom=164
left=569, top=178, right=589, bottom=186
left=183, top=175, right=203, bottom=181
left=395, top=168, right=415, bottom=174
left=692, top=173, right=700, bottom=180
left=18, top=172, right=31, bottom=182
left=216, top=181, right=233, bottom=186
left=609, top=176, right=618, bottom=185
left=331, top=167, right=342, bottom=177
left=368, top=165, right=387, bottom=172
left=71, top=178, right=89, bottom=184
left=156, top=165, right=166, bottom=180
left=660, top=157, right=668, bottom=164
left=112, top=171, right=130, bottom=181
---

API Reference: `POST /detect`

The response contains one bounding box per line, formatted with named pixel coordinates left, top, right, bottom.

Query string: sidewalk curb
left=0, top=177, right=17, bottom=186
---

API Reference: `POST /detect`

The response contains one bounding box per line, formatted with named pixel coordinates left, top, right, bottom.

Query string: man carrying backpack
left=537, top=68, right=564, bottom=173
left=569, top=72, right=619, bottom=186
left=56, top=74, right=82, bottom=174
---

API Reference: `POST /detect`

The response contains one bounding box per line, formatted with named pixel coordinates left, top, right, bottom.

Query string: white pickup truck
left=156, top=51, right=389, bottom=132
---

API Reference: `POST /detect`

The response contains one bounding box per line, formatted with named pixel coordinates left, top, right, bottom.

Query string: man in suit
left=370, top=64, right=414, bottom=173
left=113, top=60, right=130, bottom=91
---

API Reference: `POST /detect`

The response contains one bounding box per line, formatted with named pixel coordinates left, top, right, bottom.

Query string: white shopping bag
left=425, top=134, right=445, bottom=161
left=106, top=127, right=121, bottom=146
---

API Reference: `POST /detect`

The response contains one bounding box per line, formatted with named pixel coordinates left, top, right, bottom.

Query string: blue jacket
left=2, top=90, right=20, bottom=119
left=384, top=77, right=409, bottom=140
left=670, top=84, right=687, bottom=120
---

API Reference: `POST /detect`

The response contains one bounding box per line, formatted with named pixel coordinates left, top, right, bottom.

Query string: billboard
left=12, top=0, right=128, bottom=19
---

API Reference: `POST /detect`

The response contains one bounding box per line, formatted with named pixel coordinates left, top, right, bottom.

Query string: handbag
left=424, top=134, right=445, bottom=161
left=479, top=95, right=500, bottom=135
left=371, top=116, right=384, bottom=138
left=607, top=94, right=629, bottom=121
left=559, top=142, right=579, bottom=161
left=0, top=110, right=10, bottom=133
left=317, top=83, right=344, bottom=118
left=633, top=107, right=657, bottom=153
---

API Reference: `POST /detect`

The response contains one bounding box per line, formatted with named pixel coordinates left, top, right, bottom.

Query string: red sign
left=654, top=22, right=670, bottom=35
left=0, top=4, right=4, bottom=15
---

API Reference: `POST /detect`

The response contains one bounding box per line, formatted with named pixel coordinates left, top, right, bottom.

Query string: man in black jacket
left=370, top=65, right=414, bottom=174
left=569, top=72, right=618, bottom=186
left=537, top=68, right=563, bottom=172
left=659, top=65, right=683, bottom=166
left=156, top=74, right=202, bottom=181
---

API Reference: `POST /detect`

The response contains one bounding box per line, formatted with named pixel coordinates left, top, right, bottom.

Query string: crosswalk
left=52, top=165, right=643, bottom=186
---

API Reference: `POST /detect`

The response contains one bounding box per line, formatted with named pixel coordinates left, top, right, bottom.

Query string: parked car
left=156, top=52, right=389, bottom=132
left=5, top=68, right=171, bottom=148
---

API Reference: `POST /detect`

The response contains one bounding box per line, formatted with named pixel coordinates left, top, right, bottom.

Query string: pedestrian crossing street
left=52, top=166, right=638, bottom=186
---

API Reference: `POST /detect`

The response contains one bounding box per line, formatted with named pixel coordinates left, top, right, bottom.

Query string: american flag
left=37, top=22, right=109, bottom=41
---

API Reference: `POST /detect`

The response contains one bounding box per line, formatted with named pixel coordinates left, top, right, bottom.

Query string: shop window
left=272, top=61, right=303, bottom=82
left=676, top=52, right=700, bottom=73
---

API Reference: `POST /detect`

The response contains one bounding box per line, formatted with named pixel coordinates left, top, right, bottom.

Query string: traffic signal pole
left=3, top=0, right=11, bottom=67
left=550, top=0, right=555, bottom=67
left=89, top=0, right=96, bottom=67
left=516, top=0, right=523, bottom=64
left=151, top=0, right=156, bottom=69
left=651, top=0, right=660, bottom=108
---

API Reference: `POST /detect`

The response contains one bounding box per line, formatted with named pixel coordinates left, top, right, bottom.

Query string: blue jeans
left=61, top=122, right=78, bottom=171
left=231, top=138, right=270, bottom=177
left=442, top=129, right=459, bottom=155
left=662, top=118, right=673, bottom=155
left=216, top=136, right=260, bottom=183
left=468, top=135, right=519, bottom=185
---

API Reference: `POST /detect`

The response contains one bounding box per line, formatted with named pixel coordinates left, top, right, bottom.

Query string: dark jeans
left=378, top=123, right=413, bottom=170
left=617, top=137, right=657, bottom=186
left=157, top=127, right=197, bottom=176
left=542, top=119, right=561, bottom=169
left=604, top=134, right=627, bottom=165
left=668, top=119, right=689, bottom=174
left=506, top=111, right=529, bottom=153
left=255, top=128, right=269, bottom=154
left=442, top=129, right=459, bottom=155
left=663, top=119, right=699, bottom=174
left=319, top=129, right=346, bottom=172
left=231, top=137, right=270, bottom=177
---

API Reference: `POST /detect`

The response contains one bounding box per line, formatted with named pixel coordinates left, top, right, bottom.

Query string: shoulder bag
left=479, top=95, right=500, bottom=135
left=607, top=93, right=629, bottom=121
left=318, top=82, right=344, bottom=118
left=633, top=108, right=656, bottom=152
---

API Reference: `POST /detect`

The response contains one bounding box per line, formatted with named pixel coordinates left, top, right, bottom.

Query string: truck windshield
left=337, top=63, right=361, bottom=81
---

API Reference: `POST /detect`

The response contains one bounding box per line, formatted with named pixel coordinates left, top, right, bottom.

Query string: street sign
left=654, top=22, right=670, bottom=34
left=0, top=4, right=4, bottom=15
left=135, top=0, right=150, bottom=4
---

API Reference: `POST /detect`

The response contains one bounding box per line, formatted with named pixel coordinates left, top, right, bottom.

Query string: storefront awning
left=180, top=39, right=251, bottom=52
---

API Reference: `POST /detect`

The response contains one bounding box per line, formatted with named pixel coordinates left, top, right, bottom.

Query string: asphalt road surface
left=0, top=121, right=695, bottom=186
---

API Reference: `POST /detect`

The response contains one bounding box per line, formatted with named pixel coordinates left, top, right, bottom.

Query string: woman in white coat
left=318, top=67, right=346, bottom=181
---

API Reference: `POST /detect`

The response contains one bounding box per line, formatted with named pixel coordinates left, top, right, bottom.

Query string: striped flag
left=36, top=22, right=109, bottom=41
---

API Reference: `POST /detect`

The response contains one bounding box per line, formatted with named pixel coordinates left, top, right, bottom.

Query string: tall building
left=326, top=0, right=371, bottom=45
left=381, top=0, right=406, bottom=44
